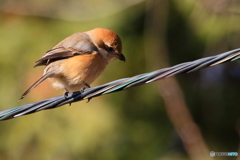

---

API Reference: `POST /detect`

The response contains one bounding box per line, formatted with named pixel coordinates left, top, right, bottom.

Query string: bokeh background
left=0, top=0, right=240, bottom=160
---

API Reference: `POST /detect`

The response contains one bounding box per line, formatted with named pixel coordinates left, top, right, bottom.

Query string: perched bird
left=20, top=28, right=125, bottom=99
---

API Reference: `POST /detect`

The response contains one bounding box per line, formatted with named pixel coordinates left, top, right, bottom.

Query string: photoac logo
left=210, top=151, right=238, bottom=157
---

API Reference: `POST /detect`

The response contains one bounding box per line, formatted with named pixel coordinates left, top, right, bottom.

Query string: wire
left=1, top=48, right=240, bottom=121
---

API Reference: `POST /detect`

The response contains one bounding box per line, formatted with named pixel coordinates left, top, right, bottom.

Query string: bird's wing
left=34, top=39, right=98, bottom=67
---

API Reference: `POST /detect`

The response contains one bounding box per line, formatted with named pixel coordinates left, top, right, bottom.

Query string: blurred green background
left=0, top=0, right=240, bottom=160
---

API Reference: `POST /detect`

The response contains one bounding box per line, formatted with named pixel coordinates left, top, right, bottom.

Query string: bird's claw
left=86, top=98, right=92, bottom=103
left=64, top=91, right=69, bottom=98
left=64, top=91, right=72, bottom=106
left=81, top=82, right=91, bottom=102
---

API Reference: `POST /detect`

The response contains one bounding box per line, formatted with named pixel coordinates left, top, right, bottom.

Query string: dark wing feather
left=34, top=47, right=78, bottom=67
left=34, top=38, right=98, bottom=67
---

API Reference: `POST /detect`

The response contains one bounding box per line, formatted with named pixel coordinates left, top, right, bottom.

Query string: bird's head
left=87, top=28, right=125, bottom=62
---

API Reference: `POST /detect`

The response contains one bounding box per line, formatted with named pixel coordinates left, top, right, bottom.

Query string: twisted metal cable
left=1, top=48, right=240, bottom=121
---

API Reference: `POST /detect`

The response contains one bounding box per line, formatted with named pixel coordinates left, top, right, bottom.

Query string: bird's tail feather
left=20, top=73, right=52, bottom=100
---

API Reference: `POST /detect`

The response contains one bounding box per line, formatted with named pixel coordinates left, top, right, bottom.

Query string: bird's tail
left=20, top=73, right=52, bottom=100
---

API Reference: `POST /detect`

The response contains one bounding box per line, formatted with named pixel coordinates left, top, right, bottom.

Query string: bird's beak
left=117, top=53, right=126, bottom=62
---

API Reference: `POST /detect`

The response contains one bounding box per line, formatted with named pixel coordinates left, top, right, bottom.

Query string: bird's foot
left=81, top=82, right=91, bottom=103
left=83, top=82, right=90, bottom=88
left=64, top=91, right=72, bottom=106
left=80, top=82, right=90, bottom=93
left=64, top=91, right=69, bottom=98
left=86, top=98, right=92, bottom=103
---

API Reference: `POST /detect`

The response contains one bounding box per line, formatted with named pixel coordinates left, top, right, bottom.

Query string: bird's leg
left=80, top=82, right=90, bottom=92
left=64, top=88, right=70, bottom=98
left=64, top=91, right=69, bottom=98
left=81, top=82, right=92, bottom=103
left=64, top=88, right=72, bottom=106
left=83, top=82, right=91, bottom=88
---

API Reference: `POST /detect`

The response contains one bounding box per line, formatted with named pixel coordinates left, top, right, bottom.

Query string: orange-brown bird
left=20, top=28, right=125, bottom=99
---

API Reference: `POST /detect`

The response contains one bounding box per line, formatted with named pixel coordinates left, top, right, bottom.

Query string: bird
left=20, top=28, right=125, bottom=99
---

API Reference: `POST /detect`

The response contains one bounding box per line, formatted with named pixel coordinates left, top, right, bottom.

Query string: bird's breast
left=52, top=54, right=108, bottom=91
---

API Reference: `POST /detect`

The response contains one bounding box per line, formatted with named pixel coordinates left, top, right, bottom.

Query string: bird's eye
left=106, top=46, right=114, bottom=52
